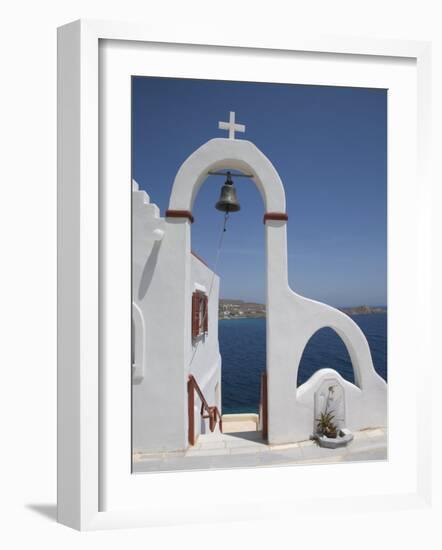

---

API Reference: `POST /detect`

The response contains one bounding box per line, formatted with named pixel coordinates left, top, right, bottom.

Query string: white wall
left=189, top=254, right=222, bottom=438
left=265, top=220, right=387, bottom=443
left=132, top=182, right=221, bottom=453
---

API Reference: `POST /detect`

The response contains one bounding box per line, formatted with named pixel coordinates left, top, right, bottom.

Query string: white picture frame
left=57, top=19, right=432, bottom=531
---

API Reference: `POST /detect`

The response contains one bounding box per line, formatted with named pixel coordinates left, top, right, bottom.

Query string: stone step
left=221, top=413, right=259, bottom=433
left=196, top=430, right=266, bottom=452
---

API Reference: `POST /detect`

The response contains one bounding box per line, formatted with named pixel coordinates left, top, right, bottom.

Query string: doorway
left=192, top=169, right=267, bottom=440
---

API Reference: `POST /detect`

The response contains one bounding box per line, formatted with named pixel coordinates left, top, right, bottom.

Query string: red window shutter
left=203, top=295, right=208, bottom=333
left=191, top=292, right=199, bottom=339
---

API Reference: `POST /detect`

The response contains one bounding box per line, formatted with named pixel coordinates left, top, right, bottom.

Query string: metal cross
left=218, top=111, right=245, bottom=139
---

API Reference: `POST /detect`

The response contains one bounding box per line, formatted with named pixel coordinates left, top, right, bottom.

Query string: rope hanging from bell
left=222, top=211, right=229, bottom=232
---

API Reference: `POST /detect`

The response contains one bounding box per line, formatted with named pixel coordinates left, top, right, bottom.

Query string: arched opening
left=167, top=133, right=287, bottom=439
left=132, top=303, right=145, bottom=383
left=192, top=169, right=267, bottom=425
left=297, top=327, right=355, bottom=387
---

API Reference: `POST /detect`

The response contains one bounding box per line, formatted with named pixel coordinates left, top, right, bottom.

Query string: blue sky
left=132, top=77, right=387, bottom=307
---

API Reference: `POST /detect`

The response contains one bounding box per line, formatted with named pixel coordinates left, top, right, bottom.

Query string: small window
left=192, top=291, right=208, bottom=340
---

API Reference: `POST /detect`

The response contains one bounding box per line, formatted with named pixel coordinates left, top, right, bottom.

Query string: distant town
left=219, top=299, right=386, bottom=320
left=219, top=299, right=266, bottom=319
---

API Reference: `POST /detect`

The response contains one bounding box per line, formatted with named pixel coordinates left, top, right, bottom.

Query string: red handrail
left=188, top=374, right=223, bottom=446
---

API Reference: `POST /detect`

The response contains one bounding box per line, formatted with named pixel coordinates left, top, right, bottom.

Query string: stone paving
left=133, top=427, right=387, bottom=473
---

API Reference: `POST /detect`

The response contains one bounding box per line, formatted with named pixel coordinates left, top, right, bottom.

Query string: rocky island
left=340, top=305, right=386, bottom=316
left=219, top=300, right=386, bottom=320
left=219, top=299, right=266, bottom=319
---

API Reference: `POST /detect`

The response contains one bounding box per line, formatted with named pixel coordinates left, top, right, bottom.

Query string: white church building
left=132, top=112, right=387, bottom=458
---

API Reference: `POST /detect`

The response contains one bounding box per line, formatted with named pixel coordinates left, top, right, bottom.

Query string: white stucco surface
left=189, top=253, right=222, bottom=439
left=133, top=427, right=388, bottom=473
left=132, top=181, right=221, bottom=453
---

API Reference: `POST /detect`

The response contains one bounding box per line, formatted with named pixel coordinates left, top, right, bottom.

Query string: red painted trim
left=166, top=209, right=194, bottom=223
left=263, top=212, right=288, bottom=223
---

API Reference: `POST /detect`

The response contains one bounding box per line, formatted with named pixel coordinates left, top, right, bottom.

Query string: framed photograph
left=57, top=20, right=432, bottom=530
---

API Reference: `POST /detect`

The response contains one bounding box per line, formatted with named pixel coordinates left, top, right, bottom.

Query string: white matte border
left=57, top=19, right=432, bottom=531
left=101, top=40, right=417, bottom=508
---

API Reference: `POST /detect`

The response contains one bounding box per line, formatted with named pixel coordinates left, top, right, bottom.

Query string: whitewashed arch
left=289, top=297, right=385, bottom=392
left=296, top=325, right=356, bottom=387
left=168, top=138, right=286, bottom=215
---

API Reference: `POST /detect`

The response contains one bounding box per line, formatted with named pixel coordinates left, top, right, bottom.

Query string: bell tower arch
left=167, top=137, right=287, bottom=220
left=162, top=116, right=387, bottom=447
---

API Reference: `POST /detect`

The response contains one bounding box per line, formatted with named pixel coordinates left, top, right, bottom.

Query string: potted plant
left=315, top=384, right=354, bottom=448
left=316, top=410, right=338, bottom=439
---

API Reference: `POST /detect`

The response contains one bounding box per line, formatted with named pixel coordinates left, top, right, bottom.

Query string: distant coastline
left=219, top=299, right=386, bottom=320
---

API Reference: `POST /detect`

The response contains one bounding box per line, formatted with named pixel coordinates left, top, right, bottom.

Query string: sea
left=219, top=313, right=387, bottom=414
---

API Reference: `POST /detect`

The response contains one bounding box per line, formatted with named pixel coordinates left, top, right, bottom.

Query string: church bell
left=215, top=172, right=241, bottom=212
